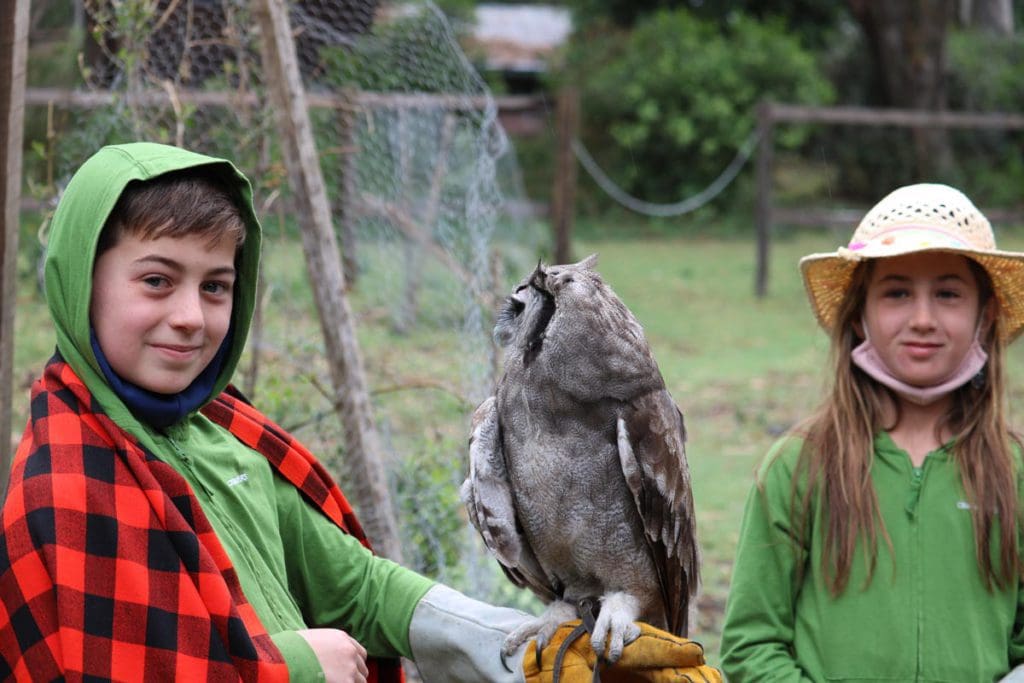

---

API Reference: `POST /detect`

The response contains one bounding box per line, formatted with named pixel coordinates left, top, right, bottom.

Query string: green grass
left=13, top=225, right=1024, bottom=667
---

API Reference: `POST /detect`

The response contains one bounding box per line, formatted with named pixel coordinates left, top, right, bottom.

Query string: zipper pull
left=165, top=430, right=214, bottom=497
left=166, top=433, right=190, bottom=465
left=905, top=467, right=924, bottom=518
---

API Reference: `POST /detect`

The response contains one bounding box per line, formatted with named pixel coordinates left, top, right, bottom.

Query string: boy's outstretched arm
left=409, top=585, right=723, bottom=683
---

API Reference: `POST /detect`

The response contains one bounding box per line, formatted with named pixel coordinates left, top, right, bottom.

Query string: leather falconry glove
left=522, top=621, right=723, bottom=683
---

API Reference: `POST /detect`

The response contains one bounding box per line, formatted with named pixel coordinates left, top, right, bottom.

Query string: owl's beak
left=529, top=261, right=547, bottom=291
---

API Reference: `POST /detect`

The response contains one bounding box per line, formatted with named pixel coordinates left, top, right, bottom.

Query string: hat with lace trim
left=800, top=183, right=1024, bottom=343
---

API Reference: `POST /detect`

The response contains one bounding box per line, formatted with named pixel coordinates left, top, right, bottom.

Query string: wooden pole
left=552, top=86, right=579, bottom=264
left=337, top=94, right=360, bottom=288
left=754, top=101, right=774, bottom=298
left=0, top=0, right=30, bottom=500
left=253, top=0, right=403, bottom=563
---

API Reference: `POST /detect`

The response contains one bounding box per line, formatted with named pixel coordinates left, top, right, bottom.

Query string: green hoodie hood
left=44, top=142, right=261, bottom=439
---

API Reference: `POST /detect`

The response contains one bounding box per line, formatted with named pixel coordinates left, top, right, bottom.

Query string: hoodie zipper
left=165, top=426, right=214, bottom=498
left=164, top=426, right=291, bottom=623
left=905, top=465, right=924, bottom=518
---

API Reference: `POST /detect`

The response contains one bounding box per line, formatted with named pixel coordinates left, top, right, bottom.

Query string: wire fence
left=17, top=0, right=546, bottom=607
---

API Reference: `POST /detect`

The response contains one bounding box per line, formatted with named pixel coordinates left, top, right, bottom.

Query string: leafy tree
left=945, top=28, right=1024, bottom=205
left=561, top=8, right=833, bottom=209
left=566, top=0, right=688, bottom=28
left=566, top=0, right=849, bottom=49
left=687, top=0, right=849, bottom=50
left=847, top=0, right=958, bottom=176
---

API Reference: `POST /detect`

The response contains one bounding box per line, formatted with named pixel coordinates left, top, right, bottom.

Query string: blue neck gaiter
left=90, top=327, right=232, bottom=429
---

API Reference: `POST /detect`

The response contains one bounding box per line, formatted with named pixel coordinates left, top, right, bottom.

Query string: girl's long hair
left=792, top=259, right=1020, bottom=595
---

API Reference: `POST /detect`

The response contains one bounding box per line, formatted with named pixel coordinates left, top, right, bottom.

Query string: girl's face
left=861, top=252, right=983, bottom=389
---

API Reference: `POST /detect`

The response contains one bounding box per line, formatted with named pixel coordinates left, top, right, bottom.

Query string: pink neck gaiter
left=851, top=324, right=988, bottom=406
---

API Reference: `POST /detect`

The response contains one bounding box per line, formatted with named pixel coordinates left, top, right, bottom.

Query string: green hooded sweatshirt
left=44, top=142, right=432, bottom=679
left=721, top=432, right=1024, bottom=682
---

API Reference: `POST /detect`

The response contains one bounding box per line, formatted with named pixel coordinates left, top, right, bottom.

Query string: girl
left=720, top=183, right=1024, bottom=682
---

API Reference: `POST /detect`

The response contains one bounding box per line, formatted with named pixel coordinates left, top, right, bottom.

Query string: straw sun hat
left=800, top=183, right=1024, bottom=343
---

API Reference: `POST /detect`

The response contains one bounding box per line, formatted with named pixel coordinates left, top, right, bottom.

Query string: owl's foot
left=589, top=591, right=641, bottom=663
left=501, top=599, right=578, bottom=658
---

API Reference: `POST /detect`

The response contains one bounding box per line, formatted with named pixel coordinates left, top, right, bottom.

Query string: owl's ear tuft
left=578, top=253, right=599, bottom=270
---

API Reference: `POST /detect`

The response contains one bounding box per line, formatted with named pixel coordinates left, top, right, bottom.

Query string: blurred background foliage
left=21, top=0, right=1024, bottom=223
left=560, top=9, right=833, bottom=210
left=533, top=0, right=1024, bottom=221
left=14, top=0, right=1024, bottom=642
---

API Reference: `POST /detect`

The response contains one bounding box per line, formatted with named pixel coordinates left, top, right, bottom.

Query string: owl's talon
left=502, top=599, right=577, bottom=660
left=589, top=592, right=641, bottom=663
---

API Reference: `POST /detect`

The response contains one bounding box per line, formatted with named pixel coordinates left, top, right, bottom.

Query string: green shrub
left=946, top=29, right=1024, bottom=208
left=560, top=9, right=834, bottom=215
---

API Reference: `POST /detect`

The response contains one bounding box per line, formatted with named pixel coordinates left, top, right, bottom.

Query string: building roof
left=471, top=4, right=572, bottom=72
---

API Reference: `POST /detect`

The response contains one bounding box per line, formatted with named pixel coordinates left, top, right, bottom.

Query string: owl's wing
left=617, top=390, right=699, bottom=636
left=461, top=397, right=557, bottom=602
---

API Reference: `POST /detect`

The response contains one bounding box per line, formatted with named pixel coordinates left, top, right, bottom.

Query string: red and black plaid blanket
left=0, top=356, right=403, bottom=682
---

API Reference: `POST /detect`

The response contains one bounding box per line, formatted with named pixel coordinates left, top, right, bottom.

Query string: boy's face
left=90, top=231, right=237, bottom=395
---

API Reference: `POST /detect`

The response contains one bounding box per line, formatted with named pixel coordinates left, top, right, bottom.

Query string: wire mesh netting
left=23, top=0, right=547, bottom=607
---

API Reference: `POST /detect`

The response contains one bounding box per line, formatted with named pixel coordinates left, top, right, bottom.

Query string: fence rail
left=24, top=85, right=543, bottom=113
left=755, top=101, right=1024, bottom=296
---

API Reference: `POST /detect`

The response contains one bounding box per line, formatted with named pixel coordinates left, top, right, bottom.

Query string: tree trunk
left=0, top=0, right=30, bottom=504
left=253, top=0, right=404, bottom=563
left=973, top=0, right=1013, bottom=33
left=848, top=0, right=957, bottom=176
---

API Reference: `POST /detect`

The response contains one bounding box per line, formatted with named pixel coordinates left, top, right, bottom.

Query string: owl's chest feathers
left=498, top=395, right=645, bottom=557
left=503, top=432, right=654, bottom=595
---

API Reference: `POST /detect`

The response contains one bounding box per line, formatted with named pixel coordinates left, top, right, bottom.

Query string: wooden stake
left=552, top=87, right=579, bottom=264
left=0, top=0, right=30, bottom=501
left=253, top=0, right=403, bottom=562
left=754, top=100, right=774, bottom=298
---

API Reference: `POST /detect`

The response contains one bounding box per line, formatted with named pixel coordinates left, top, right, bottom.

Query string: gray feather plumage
left=461, top=254, right=700, bottom=642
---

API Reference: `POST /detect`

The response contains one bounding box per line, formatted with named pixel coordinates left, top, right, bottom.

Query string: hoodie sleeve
left=720, top=439, right=815, bottom=683
left=274, top=475, right=433, bottom=658
left=1009, top=451, right=1024, bottom=667
left=271, top=631, right=325, bottom=681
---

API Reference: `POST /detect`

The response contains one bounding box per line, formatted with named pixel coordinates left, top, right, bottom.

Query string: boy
left=0, top=142, right=718, bottom=681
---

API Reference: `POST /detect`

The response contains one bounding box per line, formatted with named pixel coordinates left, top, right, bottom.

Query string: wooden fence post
left=0, top=0, right=30, bottom=500
left=253, top=0, right=403, bottom=562
left=552, top=86, right=579, bottom=264
left=754, top=101, right=774, bottom=298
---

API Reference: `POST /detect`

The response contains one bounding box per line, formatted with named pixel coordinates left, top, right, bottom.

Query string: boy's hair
left=96, top=167, right=246, bottom=255
left=787, top=258, right=1020, bottom=595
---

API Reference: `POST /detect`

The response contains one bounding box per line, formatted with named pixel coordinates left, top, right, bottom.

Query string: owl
left=460, top=254, right=699, bottom=662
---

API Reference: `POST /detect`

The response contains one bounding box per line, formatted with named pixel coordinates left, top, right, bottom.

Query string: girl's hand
left=296, top=628, right=369, bottom=683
